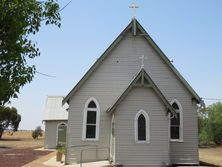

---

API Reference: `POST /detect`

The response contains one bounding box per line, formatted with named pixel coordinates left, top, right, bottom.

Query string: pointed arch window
left=135, top=110, right=150, bottom=143
left=170, top=99, right=183, bottom=141
left=82, top=97, right=100, bottom=141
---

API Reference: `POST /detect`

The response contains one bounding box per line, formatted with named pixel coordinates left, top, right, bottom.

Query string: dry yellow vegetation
left=199, top=146, right=222, bottom=166
left=0, top=130, right=44, bottom=149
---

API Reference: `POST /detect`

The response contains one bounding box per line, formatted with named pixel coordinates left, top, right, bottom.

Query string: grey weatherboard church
left=62, top=18, right=201, bottom=167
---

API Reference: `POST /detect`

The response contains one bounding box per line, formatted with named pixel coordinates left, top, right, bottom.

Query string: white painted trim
left=110, top=114, right=115, bottom=163
left=170, top=139, right=184, bottom=142
left=134, top=109, right=150, bottom=144
left=56, top=122, right=67, bottom=146
left=170, top=99, right=183, bottom=141
left=82, top=97, right=100, bottom=141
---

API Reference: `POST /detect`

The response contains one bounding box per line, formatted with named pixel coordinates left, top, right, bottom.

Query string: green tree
left=0, top=0, right=61, bottom=105
left=198, top=108, right=212, bottom=144
left=0, top=106, right=21, bottom=139
left=207, top=102, right=222, bottom=144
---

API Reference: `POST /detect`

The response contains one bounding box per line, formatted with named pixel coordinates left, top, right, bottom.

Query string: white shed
left=43, top=96, right=68, bottom=148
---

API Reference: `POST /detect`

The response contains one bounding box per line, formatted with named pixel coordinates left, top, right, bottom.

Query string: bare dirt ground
left=0, top=147, right=52, bottom=167
left=199, top=145, right=222, bottom=166
left=1, top=131, right=222, bottom=167
left=0, top=131, right=53, bottom=167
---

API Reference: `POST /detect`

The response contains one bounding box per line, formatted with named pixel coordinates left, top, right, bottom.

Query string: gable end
left=106, top=68, right=175, bottom=115
left=135, top=21, right=201, bottom=103
left=63, top=19, right=201, bottom=105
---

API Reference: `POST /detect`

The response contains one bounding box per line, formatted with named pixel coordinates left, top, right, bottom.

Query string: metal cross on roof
left=129, top=2, right=139, bottom=18
left=139, top=55, right=147, bottom=69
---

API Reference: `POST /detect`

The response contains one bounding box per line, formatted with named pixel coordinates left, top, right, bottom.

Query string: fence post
left=80, top=151, right=83, bottom=167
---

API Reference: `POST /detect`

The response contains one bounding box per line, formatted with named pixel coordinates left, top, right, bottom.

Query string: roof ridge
left=47, top=95, right=64, bottom=98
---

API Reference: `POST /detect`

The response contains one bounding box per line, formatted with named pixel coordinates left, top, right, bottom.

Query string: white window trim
left=169, top=99, right=183, bottom=142
left=82, top=97, right=100, bottom=141
left=56, top=122, right=67, bottom=146
left=134, top=109, right=150, bottom=144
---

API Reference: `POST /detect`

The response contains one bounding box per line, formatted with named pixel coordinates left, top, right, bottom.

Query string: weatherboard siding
left=66, top=93, right=111, bottom=164
left=170, top=103, right=199, bottom=164
left=67, top=31, right=198, bottom=164
left=115, top=87, right=170, bottom=166
left=44, top=120, right=67, bottom=149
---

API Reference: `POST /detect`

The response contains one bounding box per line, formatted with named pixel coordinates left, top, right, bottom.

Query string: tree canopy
left=0, top=0, right=61, bottom=105
left=199, top=102, right=222, bottom=145
left=0, top=106, right=21, bottom=139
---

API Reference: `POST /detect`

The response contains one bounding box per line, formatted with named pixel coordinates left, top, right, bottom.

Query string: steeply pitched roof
left=106, top=68, right=175, bottom=114
left=43, top=96, right=68, bottom=121
left=63, top=19, right=201, bottom=105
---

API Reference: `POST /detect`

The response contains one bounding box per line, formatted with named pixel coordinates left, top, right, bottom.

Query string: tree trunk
left=0, top=129, right=4, bottom=139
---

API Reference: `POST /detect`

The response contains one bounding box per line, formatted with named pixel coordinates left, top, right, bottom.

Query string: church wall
left=135, top=36, right=199, bottom=164
left=114, top=87, right=169, bottom=166
left=66, top=31, right=198, bottom=164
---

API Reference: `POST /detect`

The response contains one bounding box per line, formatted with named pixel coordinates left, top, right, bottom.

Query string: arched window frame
left=56, top=122, right=67, bottom=145
left=82, top=97, right=100, bottom=141
left=170, top=99, right=183, bottom=142
left=134, top=110, right=150, bottom=144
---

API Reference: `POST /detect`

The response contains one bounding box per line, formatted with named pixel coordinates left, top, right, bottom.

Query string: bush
left=199, top=128, right=212, bottom=145
left=32, top=126, right=43, bottom=139
left=56, top=145, right=65, bottom=154
left=32, top=130, right=38, bottom=139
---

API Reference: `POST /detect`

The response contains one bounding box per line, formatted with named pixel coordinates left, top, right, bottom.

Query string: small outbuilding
left=43, top=96, right=68, bottom=149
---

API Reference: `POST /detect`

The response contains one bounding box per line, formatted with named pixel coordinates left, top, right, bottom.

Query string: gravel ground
left=0, top=147, right=52, bottom=167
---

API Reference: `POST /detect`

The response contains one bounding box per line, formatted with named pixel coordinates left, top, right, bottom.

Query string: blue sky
left=9, top=0, right=222, bottom=130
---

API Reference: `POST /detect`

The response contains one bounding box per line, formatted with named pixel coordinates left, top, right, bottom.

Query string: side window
left=170, top=100, right=183, bottom=141
left=57, top=122, right=67, bottom=146
left=135, top=110, right=150, bottom=143
left=82, top=98, right=100, bottom=140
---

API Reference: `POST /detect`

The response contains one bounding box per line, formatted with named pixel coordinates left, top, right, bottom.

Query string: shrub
left=32, top=126, right=43, bottom=139
left=56, top=145, right=65, bottom=154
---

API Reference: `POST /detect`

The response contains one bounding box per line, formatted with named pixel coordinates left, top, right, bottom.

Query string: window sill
left=82, top=138, right=99, bottom=142
left=135, top=140, right=150, bottom=144
left=170, top=139, right=184, bottom=143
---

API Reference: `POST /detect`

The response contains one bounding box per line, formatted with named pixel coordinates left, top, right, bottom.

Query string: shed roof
left=43, top=96, right=68, bottom=121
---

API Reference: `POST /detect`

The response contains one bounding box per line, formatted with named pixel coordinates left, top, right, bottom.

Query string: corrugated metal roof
left=43, top=96, right=68, bottom=121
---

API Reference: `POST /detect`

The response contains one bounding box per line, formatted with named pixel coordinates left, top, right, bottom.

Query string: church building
left=62, top=18, right=201, bottom=167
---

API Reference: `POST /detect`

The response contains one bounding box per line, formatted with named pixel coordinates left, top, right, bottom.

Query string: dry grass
left=0, top=131, right=44, bottom=149
left=2, top=131, right=222, bottom=166
left=199, top=146, right=222, bottom=166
